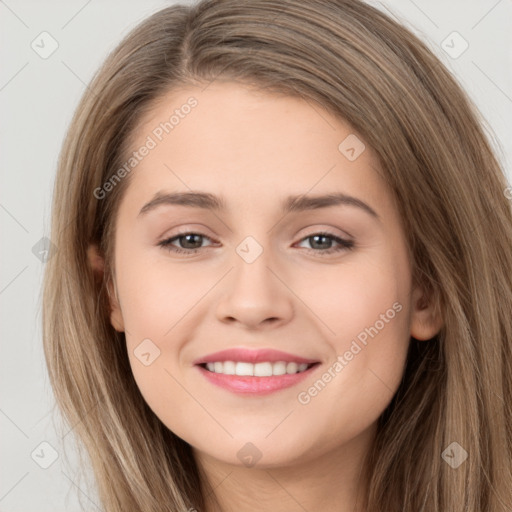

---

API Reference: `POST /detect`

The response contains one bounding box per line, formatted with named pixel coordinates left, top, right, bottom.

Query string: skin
left=89, top=80, right=443, bottom=512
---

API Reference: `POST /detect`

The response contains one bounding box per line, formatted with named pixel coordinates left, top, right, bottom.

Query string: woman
left=43, top=0, right=512, bottom=510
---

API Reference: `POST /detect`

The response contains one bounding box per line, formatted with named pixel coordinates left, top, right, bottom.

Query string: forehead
left=121, top=80, right=390, bottom=217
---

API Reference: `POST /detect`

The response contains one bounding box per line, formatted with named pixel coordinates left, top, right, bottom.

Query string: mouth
left=194, top=350, right=321, bottom=395
left=193, top=347, right=321, bottom=395
left=198, top=360, right=318, bottom=376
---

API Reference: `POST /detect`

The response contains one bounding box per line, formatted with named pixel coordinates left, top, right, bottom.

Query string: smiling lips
left=194, top=348, right=321, bottom=395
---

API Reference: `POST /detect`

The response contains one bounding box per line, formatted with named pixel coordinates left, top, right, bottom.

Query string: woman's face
left=101, top=80, right=440, bottom=470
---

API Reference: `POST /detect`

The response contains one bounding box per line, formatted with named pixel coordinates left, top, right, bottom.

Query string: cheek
left=114, top=248, right=216, bottom=417
left=115, top=244, right=203, bottom=337
left=301, top=252, right=408, bottom=350
left=292, top=293, right=409, bottom=452
left=293, top=251, right=411, bottom=418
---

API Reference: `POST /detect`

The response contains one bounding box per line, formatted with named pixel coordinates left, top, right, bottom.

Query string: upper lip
left=193, top=348, right=320, bottom=365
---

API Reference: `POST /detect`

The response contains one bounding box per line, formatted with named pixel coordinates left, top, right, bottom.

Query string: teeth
left=236, top=362, right=254, bottom=376
left=204, top=361, right=310, bottom=376
left=223, top=361, right=236, bottom=375
left=286, top=362, right=298, bottom=374
left=254, top=362, right=272, bottom=377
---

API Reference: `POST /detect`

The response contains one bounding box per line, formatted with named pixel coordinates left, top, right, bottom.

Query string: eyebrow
left=138, top=191, right=379, bottom=220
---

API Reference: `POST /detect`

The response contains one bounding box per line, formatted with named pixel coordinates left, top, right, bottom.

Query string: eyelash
left=158, top=230, right=355, bottom=256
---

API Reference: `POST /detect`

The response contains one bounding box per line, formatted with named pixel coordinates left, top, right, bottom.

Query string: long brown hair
left=42, top=0, right=512, bottom=510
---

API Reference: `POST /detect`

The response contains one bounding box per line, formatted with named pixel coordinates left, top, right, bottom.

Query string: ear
left=409, top=284, right=443, bottom=341
left=87, top=244, right=125, bottom=332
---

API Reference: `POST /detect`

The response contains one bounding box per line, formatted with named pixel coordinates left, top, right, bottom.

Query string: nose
left=215, top=248, right=294, bottom=330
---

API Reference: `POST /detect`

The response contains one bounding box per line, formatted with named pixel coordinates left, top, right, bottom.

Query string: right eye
left=158, top=232, right=217, bottom=255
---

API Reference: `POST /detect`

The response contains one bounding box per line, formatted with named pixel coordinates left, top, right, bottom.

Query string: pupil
left=182, top=234, right=202, bottom=249
left=311, top=235, right=331, bottom=249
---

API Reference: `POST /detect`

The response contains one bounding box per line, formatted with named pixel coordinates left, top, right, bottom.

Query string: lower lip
left=195, top=364, right=320, bottom=395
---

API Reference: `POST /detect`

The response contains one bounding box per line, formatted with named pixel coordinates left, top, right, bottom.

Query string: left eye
left=158, top=231, right=354, bottom=256
left=295, top=232, right=354, bottom=254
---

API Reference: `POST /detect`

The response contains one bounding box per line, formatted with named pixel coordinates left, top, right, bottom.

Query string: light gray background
left=1, top=1, right=511, bottom=511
